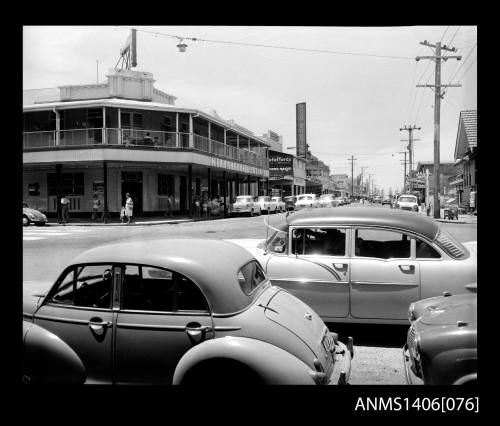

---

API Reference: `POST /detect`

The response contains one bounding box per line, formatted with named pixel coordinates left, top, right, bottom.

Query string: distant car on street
left=381, top=196, right=392, bottom=206
left=284, top=196, right=297, bottom=211
left=256, top=196, right=277, bottom=214
left=23, top=202, right=48, bottom=226
left=22, top=239, right=353, bottom=385
left=318, top=194, right=340, bottom=208
left=295, top=194, right=319, bottom=210
left=395, top=194, right=419, bottom=212
left=373, top=196, right=382, bottom=204
left=403, top=289, right=477, bottom=385
left=231, top=195, right=261, bottom=216
left=228, top=207, right=477, bottom=325
left=271, top=196, right=286, bottom=213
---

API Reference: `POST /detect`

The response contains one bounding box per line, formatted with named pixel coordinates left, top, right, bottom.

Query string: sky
left=23, top=25, right=477, bottom=194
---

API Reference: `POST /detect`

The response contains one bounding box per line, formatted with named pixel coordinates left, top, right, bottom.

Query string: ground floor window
left=47, top=172, right=84, bottom=196
left=158, top=174, right=174, bottom=195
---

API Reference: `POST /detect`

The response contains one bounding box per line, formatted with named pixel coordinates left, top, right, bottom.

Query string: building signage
left=296, top=102, right=307, bottom=158
left=210, top=157, right=264, bottom=176
left=269, top=151, right=294, bottom=181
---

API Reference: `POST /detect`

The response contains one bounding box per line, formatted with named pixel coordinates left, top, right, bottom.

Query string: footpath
left=45, top=215, right=197, bottom=227
left=419, top=208, right=477, bottom=225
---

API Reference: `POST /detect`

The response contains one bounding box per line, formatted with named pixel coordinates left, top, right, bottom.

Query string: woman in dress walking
left=125, top=193, right=134, bottom=224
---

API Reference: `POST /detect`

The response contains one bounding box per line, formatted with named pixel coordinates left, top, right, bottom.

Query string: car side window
left=291, top=228, right=346, bottom=256
left=415, top=238, right=441, bottom=259
left=238, top=260, right=267, bottom=295
left=50, top=264, right=113, bottom=308
left=267, top=230, right=288, bottom=253
left=122, top=265, right=209, bottom=312
left=355, top=229, right=410, bottom=259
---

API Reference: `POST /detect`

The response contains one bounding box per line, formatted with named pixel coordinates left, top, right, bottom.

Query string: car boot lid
left=419, top=294, right=476, bottom=326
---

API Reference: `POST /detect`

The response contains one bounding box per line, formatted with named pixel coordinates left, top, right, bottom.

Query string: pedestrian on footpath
left=125, top=193, right=134, bottom=224
left=60, top=195, right=70, bottom=224
left=91, top=194, right=101, bottom=222
left=165, top=194, right=173, bottom=217
left=120, top=206, right=126, bottom=224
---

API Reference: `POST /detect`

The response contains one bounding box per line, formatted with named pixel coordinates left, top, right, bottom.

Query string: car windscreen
left=236, top=197, right=253, bottom=203
left=319, top=195, right=333, bottom=200
left=399, top=196, right=417, bottom=203
left=258, top=197, right=269, bottom=201
left=298, top=196, right=313, bottom=201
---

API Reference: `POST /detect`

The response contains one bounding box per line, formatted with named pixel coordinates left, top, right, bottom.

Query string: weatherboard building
left=23, top=68, right=271, bottom=218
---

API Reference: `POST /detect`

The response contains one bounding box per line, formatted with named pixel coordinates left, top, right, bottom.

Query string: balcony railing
left=23, top=128, right=268, bottom=169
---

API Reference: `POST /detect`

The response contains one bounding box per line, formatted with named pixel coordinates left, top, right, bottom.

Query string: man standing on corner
left=60, top=195, right=70, bottom=224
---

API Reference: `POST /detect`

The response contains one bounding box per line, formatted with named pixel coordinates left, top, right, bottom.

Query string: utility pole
left=368, top=174, right=375, bottom=199
left=394, top=151, right=407, bottom=193
left=416, top=40, right=461, bottom=219
left=348, top=156, right=357, bottom=198
left=360, top=166, right=368, bottom=198
left=400, top=125, right=420, bottom=191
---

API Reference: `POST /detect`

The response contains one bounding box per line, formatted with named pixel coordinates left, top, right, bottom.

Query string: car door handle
left=185, top=323, right=213, bottom=337
left=398, top=264, right=415, bottom=272
left=88, top=318, right=112, bottom=335
left=333, top=263, right=348, bottom=270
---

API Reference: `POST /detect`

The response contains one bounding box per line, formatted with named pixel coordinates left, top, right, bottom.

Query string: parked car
left=284, top=196, right=297, bottom=211
left=23, top=202, right=47, bottom=227
left=395, top=194, right=419, bottom=212
left=403, top=289, right=477, bottom=385
left=373, top=196, right=382, bottom=204
left=227, top=207, right=477, bottom=324
left=381, top=196, right=392, bottom=206
left=231, top=195, right=261, bottom=216
left=295, top=194, right=319, bottom=210
left=22, top=239, right=353, bottom=384
left=256, top=196, right=277, bottom=214
left=271, top=196, right=286, bottom=213
left=318, top=194, right=340, bottom=208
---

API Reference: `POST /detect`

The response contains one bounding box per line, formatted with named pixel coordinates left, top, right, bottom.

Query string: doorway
left=180, top=176, right=187, bottom=213
left=121, top=172, right=143, bottom=214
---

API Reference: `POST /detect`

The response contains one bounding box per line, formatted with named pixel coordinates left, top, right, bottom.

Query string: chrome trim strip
left=351, top=281, right=418, bottom=287
left=214, top=326, right=242, bottom=331
left=34, top=314, right=90, bottom=325
left=116, top=323, right=186, bottom=331
left=271, top=278, right=349, bottom=285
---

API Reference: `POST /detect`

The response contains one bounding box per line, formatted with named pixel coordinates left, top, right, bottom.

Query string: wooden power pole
left=416, top=41, right=461, bottom=218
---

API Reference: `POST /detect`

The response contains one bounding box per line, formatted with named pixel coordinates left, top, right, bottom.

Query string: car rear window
left=237, top=260, right=267, bottom=295
left=236, top=197, right=253, bottom=203
left=434, top=228, right=468, bottom=259
left=399, top=196, right=417, bottom=203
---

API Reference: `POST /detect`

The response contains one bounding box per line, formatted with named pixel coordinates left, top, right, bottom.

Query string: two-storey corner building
left=23, top=68, right=270, bottom=218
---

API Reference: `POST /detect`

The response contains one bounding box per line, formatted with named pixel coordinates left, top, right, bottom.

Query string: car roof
left=70, top=239, right=257, bottom=314
left=276, top=207, right=440, bottom=240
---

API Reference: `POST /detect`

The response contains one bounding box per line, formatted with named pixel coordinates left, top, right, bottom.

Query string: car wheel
left=181, top=359, right=263, bottom=385
left=23, top=216, right=30, bottom=227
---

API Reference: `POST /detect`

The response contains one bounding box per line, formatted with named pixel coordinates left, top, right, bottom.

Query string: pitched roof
left=461, top=110, right=477, bottom=148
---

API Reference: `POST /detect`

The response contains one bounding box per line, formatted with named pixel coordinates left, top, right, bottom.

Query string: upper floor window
left=47, top=172, right=84, bottom=196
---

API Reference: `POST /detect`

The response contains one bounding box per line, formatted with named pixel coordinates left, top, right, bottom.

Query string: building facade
left=23, top=69, right=270, bottom=218
left=268, top=150, right=306, bottom=197
left=449, top=110, right=477, bottom=211
left=415, top=161, right=456, bottom=204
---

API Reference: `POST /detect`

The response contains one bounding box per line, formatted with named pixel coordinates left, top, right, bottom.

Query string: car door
left=114, top=264, right=214, bottom=384
left=33, top=263, right=116, bottom=383
left=265, top=226, right=350, bottom=320
left=349, top=227, right=420, bottom=320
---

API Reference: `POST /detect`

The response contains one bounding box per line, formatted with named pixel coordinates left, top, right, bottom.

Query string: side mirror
left=273, top=245, right=284, bottom=253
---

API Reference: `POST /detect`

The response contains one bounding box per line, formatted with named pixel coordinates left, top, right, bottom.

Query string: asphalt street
left=22, top=202, right=477, bottom=384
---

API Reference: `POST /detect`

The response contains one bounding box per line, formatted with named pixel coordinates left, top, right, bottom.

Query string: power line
left=116, top=26, right=415, bottom=60
left=446, top=26, right=461, bottom=47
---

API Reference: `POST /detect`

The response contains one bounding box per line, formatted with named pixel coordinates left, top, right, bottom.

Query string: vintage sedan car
left=227, top=207, right=477, bottom=324
left=318, top=194, right=341, bottom=208
left=231, top=195, right=261, bottom=216
left=295, top=194, right=319, bottom=210
left=403, top=289, right=477, bottom=385
left=22, top=239, right=353, bottom=384
left=381, top=196, right=392, bottom=206
left=284, top=196, right=297, bottom=211
left=395, top=194, right=419, bottom=212
left=271, top=196, right=286, bottom=213
left=256, top=196, right=277, bottom=214
left=23, top=202, right=48, bottom=226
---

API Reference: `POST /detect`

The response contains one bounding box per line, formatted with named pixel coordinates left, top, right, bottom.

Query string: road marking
left=262, top=215, right=284, bottom=233
left=23, top=237, right=44, bottom=241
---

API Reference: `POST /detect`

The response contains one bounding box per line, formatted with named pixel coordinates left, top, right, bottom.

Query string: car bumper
left=330, top=337, right=354, bottom=385
left=402, top=344, right=424, bottom=385
left=232, top=208, right=251, bottom=213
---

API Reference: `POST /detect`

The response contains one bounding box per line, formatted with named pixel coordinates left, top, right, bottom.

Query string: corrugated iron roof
left=460, top=110, right=477, bottom=148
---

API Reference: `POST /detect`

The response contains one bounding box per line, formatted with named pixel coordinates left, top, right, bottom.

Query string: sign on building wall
left=269, top=151, right=294, bottom=180
left=296, top=103, right=307, bottom=158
